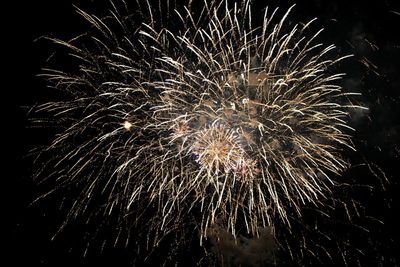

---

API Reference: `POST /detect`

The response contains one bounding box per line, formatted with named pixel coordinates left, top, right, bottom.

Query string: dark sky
left=7, top=0, right=400, bottom=266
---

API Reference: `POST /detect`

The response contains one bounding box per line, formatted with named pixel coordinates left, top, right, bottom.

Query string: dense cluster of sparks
left=34, top=0, right=367, bottom=263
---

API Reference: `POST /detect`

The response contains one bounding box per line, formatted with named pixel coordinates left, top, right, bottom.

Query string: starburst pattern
left=32, top=0, right=369, bottom=264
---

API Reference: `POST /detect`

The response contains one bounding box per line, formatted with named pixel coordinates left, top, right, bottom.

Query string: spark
left=123, top=121, right=133, bottom=131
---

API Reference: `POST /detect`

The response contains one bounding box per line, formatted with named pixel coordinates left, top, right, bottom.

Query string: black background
left=7, top=0, right=400, bottom=266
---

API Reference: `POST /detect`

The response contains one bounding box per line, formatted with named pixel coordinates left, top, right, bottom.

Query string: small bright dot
left=123, top=121, right=133, bottom=131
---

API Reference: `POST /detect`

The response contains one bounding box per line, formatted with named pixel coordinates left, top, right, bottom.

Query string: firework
left=33, top=0, right=369, bottom=264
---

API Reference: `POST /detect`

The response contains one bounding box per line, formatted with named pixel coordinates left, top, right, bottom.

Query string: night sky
left=7, top=0, right=400, bottom=266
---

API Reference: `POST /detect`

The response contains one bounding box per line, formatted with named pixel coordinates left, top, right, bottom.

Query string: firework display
left=29, top=0, right=396, bottom=265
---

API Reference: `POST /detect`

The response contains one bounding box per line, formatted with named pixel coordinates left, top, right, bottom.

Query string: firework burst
left=33, top=0, right=369, bottom=264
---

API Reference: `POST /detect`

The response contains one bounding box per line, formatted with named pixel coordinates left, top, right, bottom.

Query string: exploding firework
left=32, top=0, right=374, bottom=265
